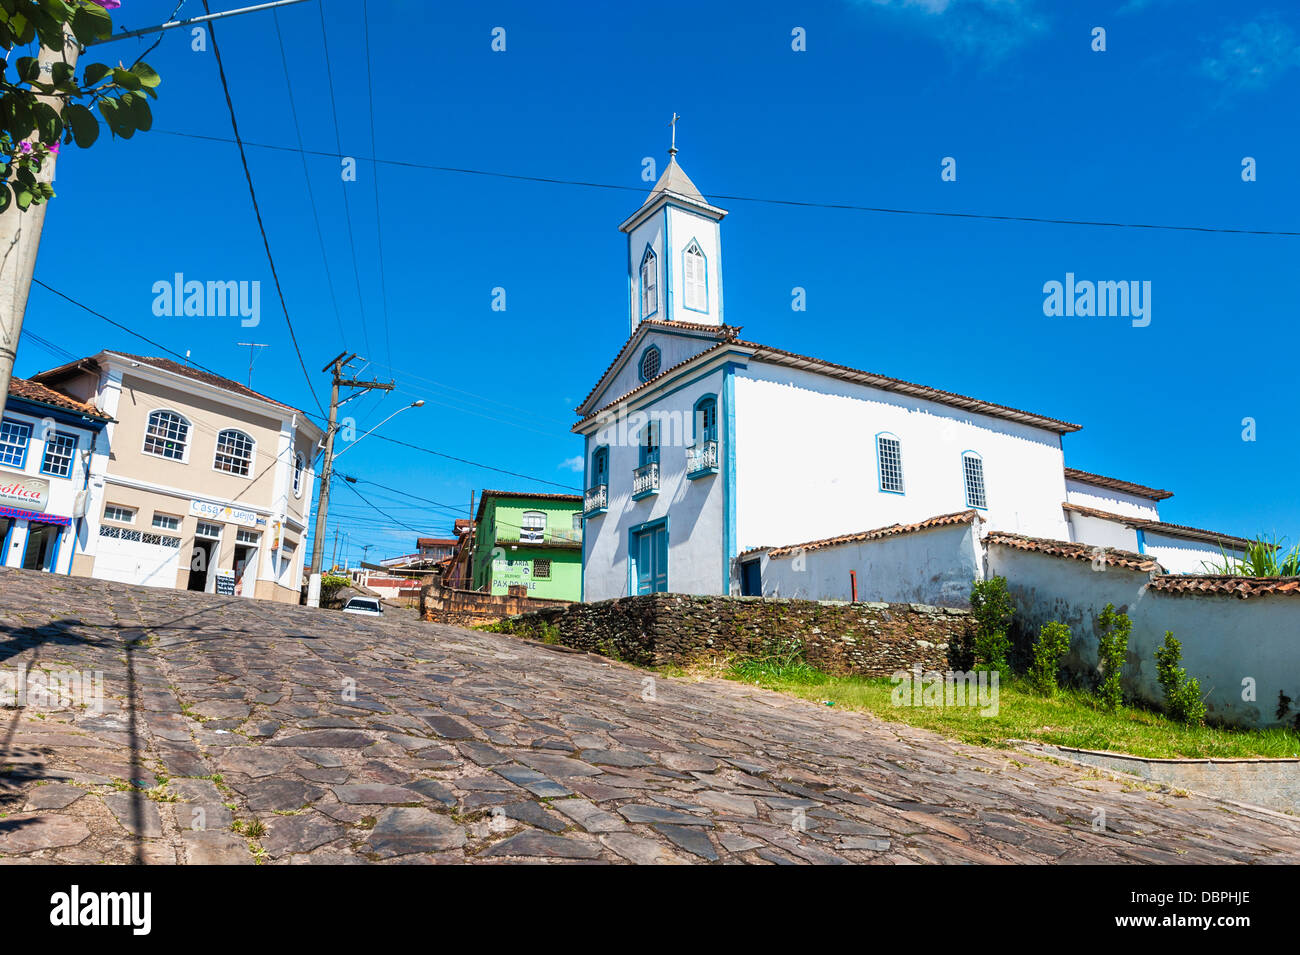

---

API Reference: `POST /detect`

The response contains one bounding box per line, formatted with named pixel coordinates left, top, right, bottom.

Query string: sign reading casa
left=188, top=498, right=265, bottom=528
left=0, top=476, right=49, bottom=513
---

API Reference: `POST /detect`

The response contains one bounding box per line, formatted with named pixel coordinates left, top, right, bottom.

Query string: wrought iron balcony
left=584, top=483, right=608, bottom=516
left=632, top=462, right=659, bottom=499
left=686, top=440, right=719, bottom=478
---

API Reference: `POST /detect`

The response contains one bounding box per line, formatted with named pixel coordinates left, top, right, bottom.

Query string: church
left=573, top=137, right=1250, bottom=604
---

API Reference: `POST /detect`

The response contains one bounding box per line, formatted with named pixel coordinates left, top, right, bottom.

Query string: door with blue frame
left=631, top=523, right=668, bottom=594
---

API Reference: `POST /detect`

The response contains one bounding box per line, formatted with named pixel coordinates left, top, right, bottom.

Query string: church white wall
left=743, top=521, right=983, bottom=608
left=1067, top=511, right=1140, bottom=552
left=1143, top=531, right=1242, bottom=575
left=590, top=328, right=723, bottom=414
left=582, top=368, right=726, bottom=601
left=664, top=205, right=722, bottom=326
left=625, top=211, right=666, bottom=333
left=732, top=362, right=1070, bottom=553
left=1064, top=480, right=1161, bottom=520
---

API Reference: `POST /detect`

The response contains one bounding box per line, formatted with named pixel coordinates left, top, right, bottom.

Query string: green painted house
left=470, top=490, right=582, bottom=600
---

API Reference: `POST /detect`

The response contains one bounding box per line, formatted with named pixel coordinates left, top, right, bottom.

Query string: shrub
left=970, top=577, right=1014, bottom=674
left=1201, top=534, right=1300, bottom=576
left=1095, top=603, right=1130, bottom=710
left=1029, top=621, right=1071, bottom=694
left=1154, top=632, right=1206, bottom=726
left=319, top=574, right=351, bottom=605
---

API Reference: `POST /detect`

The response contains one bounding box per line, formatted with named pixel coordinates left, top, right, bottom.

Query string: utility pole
left=236, top=341, right=268, bottom=387
left=307, top=352, right=393, bottom=605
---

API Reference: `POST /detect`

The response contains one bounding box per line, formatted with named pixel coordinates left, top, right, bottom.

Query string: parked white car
left=341, top=597, right=383, bottom=617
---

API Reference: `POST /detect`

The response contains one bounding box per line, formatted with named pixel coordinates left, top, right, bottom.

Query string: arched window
left=640, top=247, right=658, bottom=318
left=694, top=395, right=718, bottom=444
left=639, top=420, right=660, bottom=467
left=683, top=240, right=706, bottom=312
left=876, top=432, right=904, bottom=494
left=639, top=345, right=662, bottom=381
left=143, top=410, right=190, bottom=461
left=293, top=452, right=305, bottom=498
left=520, top=510, right=546, bottom=543
left=962, top=451, right=987, bottom=509
left=592, top=446, right=609, bottom=485
left=214, top=429, right=255, bottom=476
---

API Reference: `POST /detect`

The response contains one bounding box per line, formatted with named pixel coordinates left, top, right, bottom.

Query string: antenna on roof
left=184, top=349, right=191, bottom=367
left=237, top=342, right=269, bottom=387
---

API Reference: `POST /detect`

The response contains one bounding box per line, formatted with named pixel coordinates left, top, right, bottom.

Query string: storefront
left=0, top=491, right=74, bottom=574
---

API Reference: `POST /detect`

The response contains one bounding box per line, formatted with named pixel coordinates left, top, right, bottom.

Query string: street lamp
left=332, top=400, right=425, bottom=461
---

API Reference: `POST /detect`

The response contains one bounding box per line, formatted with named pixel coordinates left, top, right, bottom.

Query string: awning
left=0, top=506, right=71, bottom=526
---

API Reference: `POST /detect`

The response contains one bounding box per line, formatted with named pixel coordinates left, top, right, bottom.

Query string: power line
left=337, top=476, right=425, bottom=535
left=153, top=128, right=1300, bottom=238
left=361, top=0, right=393, bottom=367
left=198, top=0, right=325, bottom=416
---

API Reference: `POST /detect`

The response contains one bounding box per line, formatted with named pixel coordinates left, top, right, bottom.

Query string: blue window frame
left=876, top=432, right=904, bottom=494
left=592, top=446, right=609, bottom=485
left=638, top=420, right=660, bottom=467
left=639, top=246, right=658, bottom=320
left=638, top=345, right=662, bottom=382
left=41, top=430, right=77, bottom=477
left=694, top=395, right=718, bottom=443
left=0, top=418, right=32, bottom=470
left=963, top=451, right=987, bottom=509
left=682, top=239, right=707, bottom=313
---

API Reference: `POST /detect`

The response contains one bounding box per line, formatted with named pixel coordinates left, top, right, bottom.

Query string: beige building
left=31, top=351, right=322, bottom=602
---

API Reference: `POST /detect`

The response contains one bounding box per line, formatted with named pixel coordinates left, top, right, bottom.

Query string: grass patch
left=716, top=657, right=1300, bottom=760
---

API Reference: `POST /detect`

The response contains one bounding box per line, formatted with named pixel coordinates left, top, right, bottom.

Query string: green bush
left=1154, top=631, right=1206, bottom=726
left=970, top=577, right=1014, bottom=674
left=1029, top=621, right=1071, bottom=694
left=319, top=574, right=352, bottom=605
left=1095, top=603, right=1130, bottom=710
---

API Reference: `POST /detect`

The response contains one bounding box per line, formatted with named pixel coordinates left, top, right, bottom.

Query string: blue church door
left=632, top=523, right=668, bottom=594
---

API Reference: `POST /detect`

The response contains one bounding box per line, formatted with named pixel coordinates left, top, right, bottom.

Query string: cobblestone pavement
left=1, top=568, right=1297, bottom=865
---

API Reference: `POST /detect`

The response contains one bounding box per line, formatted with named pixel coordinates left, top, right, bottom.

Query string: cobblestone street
left=1, top=567, right=1297, bottom=864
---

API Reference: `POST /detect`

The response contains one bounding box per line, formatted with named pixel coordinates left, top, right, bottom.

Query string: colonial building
left=0, top=378, right=111, bottom=575
left=30, top=351, right=322, bottom=602
left=468, top=490, right=582, bottom=600
left=575, top=145, right=1250, bottom=602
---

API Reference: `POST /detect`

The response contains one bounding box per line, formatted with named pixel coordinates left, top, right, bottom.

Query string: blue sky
left=18, top=0, right=1300, bottom=562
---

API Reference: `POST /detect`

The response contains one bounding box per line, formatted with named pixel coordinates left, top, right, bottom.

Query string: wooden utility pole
left=307, top=352, right=393, bottom=605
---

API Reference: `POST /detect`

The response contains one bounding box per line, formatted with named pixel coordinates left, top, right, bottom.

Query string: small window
left=683, top=240, right=706, bottom=311
left=592, top=446, right=609, bottom=485
left=236, top=529, right=260, bottom=544
left=293, top=452, right=305, bottom=498
left=0, top=419, right=32, bottom=469
left=195, top=521, right=223, bottom=539
left=639, top=345, right=662, bottom=381
left=694, top=396, right=717, bottom=444
left=152, top=513, right=180, bottom=532
left=877, top=434, right=904, bottom=494
left=143, top=410, right=189, bottom=461
left=214, top=429, right=255, bottom=476
left=572, top=512, right=582, bottom=531
left=640, top=247, right=658, bottom=318
left=520, top=511, right=546, bottom=544
left=639, top=420, right=660, bottom=466
left=41, top=430, right=77, bottom=477
left=963, top=452, right=987, bottom=509
left=533, top=558, right=552, bottom=580
left=104, top=505, right=135, bottom=524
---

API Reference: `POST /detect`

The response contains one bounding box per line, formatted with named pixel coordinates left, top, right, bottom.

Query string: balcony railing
left=686, top=440, right=719, bottom=478
left=632, top=462, right=659, bottom=499
left=584, top=483, right=608, bottom=516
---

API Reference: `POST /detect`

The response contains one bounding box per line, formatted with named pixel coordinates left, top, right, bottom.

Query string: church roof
left=1063, top=467, right=1172, bottom=501
left=619, top=157, right=728, bottom=232
left=756, top=509, right=982, bottom=560
left=646, top=158, right=704, bottom=203
left=573, top=322, right=1083, bottom=436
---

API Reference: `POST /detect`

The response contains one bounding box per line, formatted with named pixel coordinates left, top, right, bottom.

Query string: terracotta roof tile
left=1062, top=503, right=1255, bottom=550
left=1064, top=467, right=1172, bottom=501
left=1151, top=576, right=1300, bottom=598
left=764, top=509, right=980, bottom=559
left=7, top=377, right=110, bottom=421
left=984, top=531, right=1162, bottom=572
left=576, top=321, right=740, bottom=413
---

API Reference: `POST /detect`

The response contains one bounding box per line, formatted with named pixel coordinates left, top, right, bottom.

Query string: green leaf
left=0, top=183, right=10, bottom=214
left=63, top=101, right=97, bottom=147
left=16, top=56, right=39, bottom=83
left=99, top=95, right=133, bottom=139
left=111, top=67, right=141, bottom=91
left=69, top=3, right=110, bottom=45
left=125, top=91, right=151, bottom=132
left=14, top=185, right=33, bottom=210
left=33, top=101, right=60, bottom=143
left=131, top=62, right=161, bottom=89
left=50, top=61, right=74, bottom=85
left=82, top=62, right=110, bottom=87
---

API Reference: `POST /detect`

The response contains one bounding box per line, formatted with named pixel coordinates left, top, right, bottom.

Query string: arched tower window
left=683, top=240, right=706, bottom=312
left=640, top=247, right=658, bottom=318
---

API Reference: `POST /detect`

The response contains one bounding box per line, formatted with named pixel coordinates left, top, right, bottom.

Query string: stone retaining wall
left=498, top=593, right=974, bottom=675
left=420, top=581, right=572, bottom=627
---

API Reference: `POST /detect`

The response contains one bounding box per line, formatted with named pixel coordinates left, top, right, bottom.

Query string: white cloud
left=559, top=456, right=584, bottom=473
left=857, top=0, right=1048, bottom=63
left=1202, top=15, right=1300, bottom=91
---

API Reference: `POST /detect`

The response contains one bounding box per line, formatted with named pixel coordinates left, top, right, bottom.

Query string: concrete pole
left=0, top=23, right=79, bottom=418
left=307, top=363, right=339, bottom=605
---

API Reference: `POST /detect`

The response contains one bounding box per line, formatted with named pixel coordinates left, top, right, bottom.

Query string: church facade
left=574, top=147, right=1249, bottom=603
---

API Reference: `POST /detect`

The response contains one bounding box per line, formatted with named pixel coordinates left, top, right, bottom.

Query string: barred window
left=639, top=345, right=661, bottom=381
left=0, top=418, right=32, bottom=469
left=963, top=452, right=987, bottom=510
left=533, top=558, right=551, bottom=579
left=877, top=434, right=904, bottom=493
left=41, top=430, right=76, bottom=477
left=143, top=410, right=189, bottom=460
left=214, top=429, right=254, bottom=476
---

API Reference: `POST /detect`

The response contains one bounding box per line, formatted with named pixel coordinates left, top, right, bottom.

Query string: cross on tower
left=668, top=112, right=680, bottom=157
